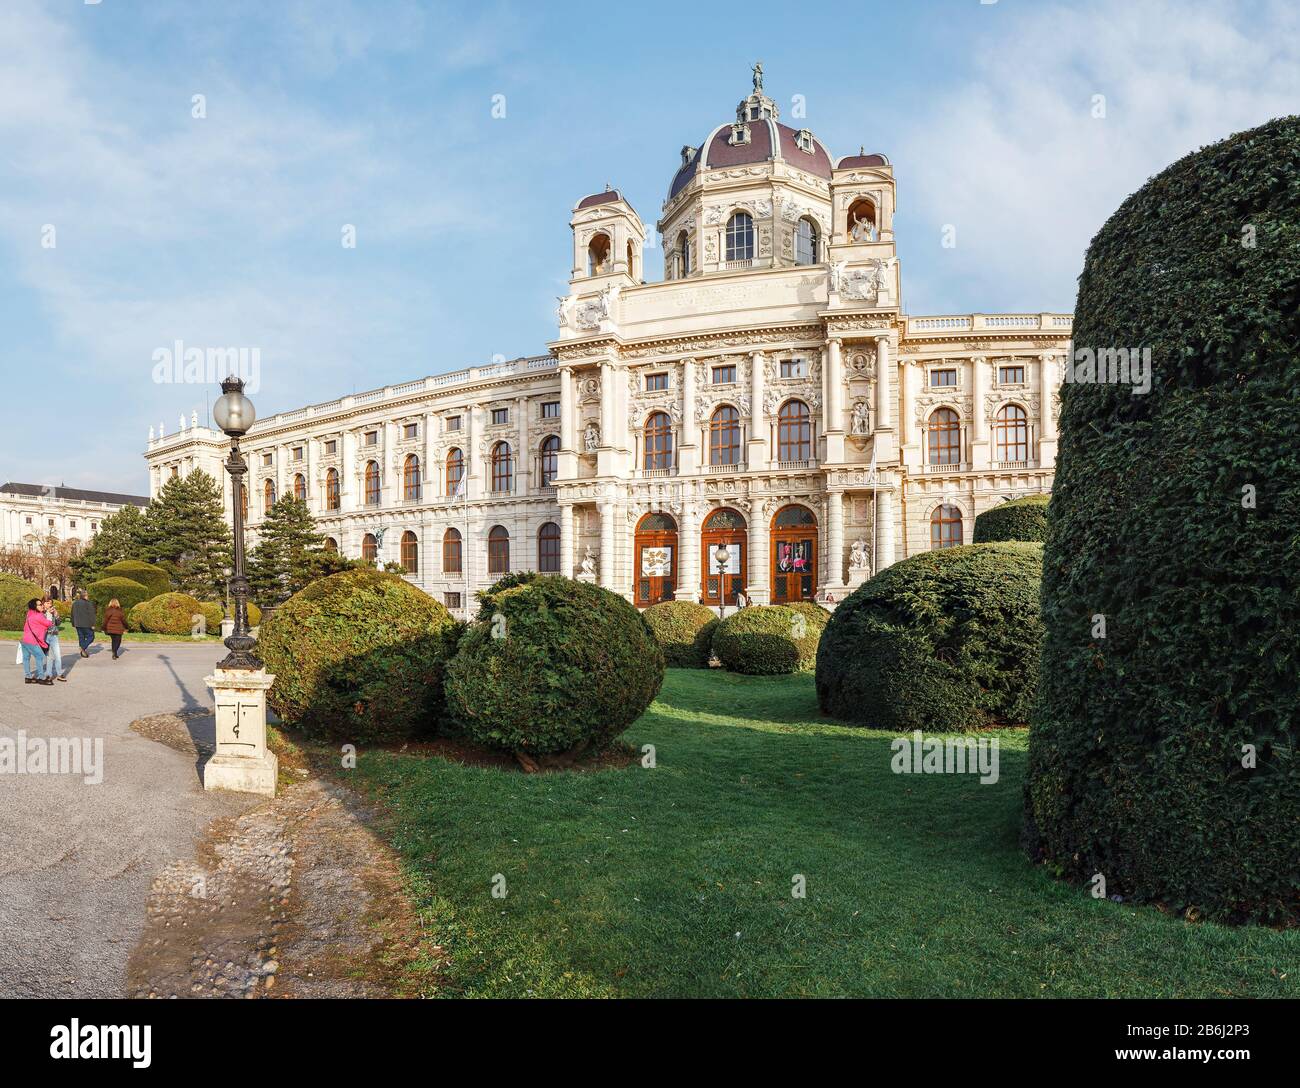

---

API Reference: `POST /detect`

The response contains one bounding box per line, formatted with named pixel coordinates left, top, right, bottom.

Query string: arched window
left=293, top=473, right=307, bottom=501
left=626, top=239, right=635, bottom=277
left=540, top=435, right=559, bottom=487
left=847, top=198, right=876, bottom=242
left=795, top=217, right=818, bottom=265
left=678, top=231, right=691, bottom=277
left=403, top=454, right=422, bottom=501
left=325, top=468, right=340, bottom=511
left=709, top=405, right=741, bottom=466
left=323, top=536, right=338, bottom=552
left=587, top=232, right=611, bottom=276
left=263, top=479, right=277, bottom=510
left=927, top=408, right=961, bottom=465
left=538, top=522, right=560, bottom=573
left=644, top=411, right=673, bottom=470
left=400, top=530, right=419, bottom=574
left=364, top=460, right=381, bottom=505
left=777, top=400, right=811, bottom=461
left=442, top=527, right=462, bottom=573
left=361, top=533, right=378, bottom=563
left=995, top=404, right=1029, bottom=463
left=491, top=442, right=513, bottom=493
left=445, top=448, right=464, bottom=497
left=487, top=526, right=510, bottom=574
left=931, top=505, right=963, bottom=549
left=725, top=212, right=754, bottom=262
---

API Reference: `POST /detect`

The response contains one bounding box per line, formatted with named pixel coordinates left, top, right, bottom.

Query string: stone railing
left=905, top=313, right=1073, bottom=336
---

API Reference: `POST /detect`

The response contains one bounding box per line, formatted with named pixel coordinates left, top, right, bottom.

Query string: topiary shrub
left=0, top=576, right=42, bottom=630
left=712, top=605, right=821, bottom=675
left=973, top=494, right=1050, bottom=543
left=127, top=592, right=212, bottom=635
left=445, top=575, right=664, bottom=755
left=642, top=600, right=719, bottom=667
left=817, top=543, right=1044, bottom=730
left=87, top=577, right=152, bottom=626
left=1025, top=117, right=1300, bottom=924
left=198, top=600, right=224, bottom=635
left=102, top=560, right=171, bottom=598
left=259, top=569, right=458, bottom=743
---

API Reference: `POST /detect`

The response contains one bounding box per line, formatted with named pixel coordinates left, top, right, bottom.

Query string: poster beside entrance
left=640, top=546, right=672, bottom=577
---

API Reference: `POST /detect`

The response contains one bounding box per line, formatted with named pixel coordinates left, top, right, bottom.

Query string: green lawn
left=350, top=669, right=1298, bottom=998
left=1, top=620, right=222, bottom=644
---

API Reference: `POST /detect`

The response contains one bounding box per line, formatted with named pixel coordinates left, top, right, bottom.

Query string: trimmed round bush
left=973, top=494, right=1050, bottom=543
left=712, top=605, right=821, bottom=675
left=0, top=576, right=42, bottom=630
left=259, top=569, right=458, bottom=743
left=642, top=600, right=719, bottom=667
left=1025, top=117, right=1300, bottom=923
left=817, top=543, right=1043, bottom=730
left=87, top=577, right=152, bottom=626
left=102, top=560, right=171, bottom=598
left=198, top=600, right=224, bottom=634
left=445, top=575, right=664, bottom=755
left=127, top=592, right=212, bottom=635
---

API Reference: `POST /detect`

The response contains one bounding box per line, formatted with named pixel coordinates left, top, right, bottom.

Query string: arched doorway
left=701, top=507, right=746, bottom=606
left=634, top=512, right=678, bottom=606
left=770, top=504, right=818, bottom=603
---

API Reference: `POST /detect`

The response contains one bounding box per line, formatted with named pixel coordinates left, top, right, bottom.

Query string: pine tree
left=247, top=496, right=327, bottom=606
left=142, top=470, right=233, bottom=599
left=71, top=503, right=149, bottom=585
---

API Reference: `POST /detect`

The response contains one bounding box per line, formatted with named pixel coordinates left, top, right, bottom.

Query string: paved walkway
left=0, top=639, right=259, bottom=998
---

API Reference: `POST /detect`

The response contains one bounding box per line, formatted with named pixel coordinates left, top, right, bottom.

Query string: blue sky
left=1, top=0, right=1297, bottom=493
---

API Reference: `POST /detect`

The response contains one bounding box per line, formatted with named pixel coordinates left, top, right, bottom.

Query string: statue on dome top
left=752, top=61, right=764, bottom=94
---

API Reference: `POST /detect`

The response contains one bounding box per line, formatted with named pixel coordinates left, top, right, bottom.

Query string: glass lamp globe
left=714, top=545, right=730, bottom=568
left=213, top=378, right=256, bottom=436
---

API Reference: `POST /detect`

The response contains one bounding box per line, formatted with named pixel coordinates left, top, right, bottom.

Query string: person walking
left=43, top=599, right=67, bottom=682
left=21, top=599, right=53, bottom=686
left=103, top=597, right=127, bottom=660
left=71, top=589, right=96, bottom=657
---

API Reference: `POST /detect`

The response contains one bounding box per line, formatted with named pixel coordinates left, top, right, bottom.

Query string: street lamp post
left=204, top=374, right=278, bottom=796
left=714, top=544, right=731, bottom=620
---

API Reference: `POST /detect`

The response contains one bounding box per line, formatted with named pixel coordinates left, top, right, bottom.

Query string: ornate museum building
left=145, top=71, right=1071, bottom=615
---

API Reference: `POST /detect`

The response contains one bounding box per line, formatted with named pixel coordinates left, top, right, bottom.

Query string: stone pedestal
left=203, top=667, right=278, bottom=797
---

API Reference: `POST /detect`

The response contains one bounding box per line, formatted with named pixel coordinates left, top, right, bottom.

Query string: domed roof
left=667, top=67, right=834, bottom=201
left=836, top=152, right=890, bottom=169
left=575, top=188, right=625, bottom=211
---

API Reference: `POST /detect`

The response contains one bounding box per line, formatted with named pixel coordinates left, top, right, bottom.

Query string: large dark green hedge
left=1024, top=116, right=1300, bottom=924
left=816, top=543, right=1044, bottom=730
left=642, top=600, right=719, bottom=667
left=445, top=576, right=664, bottom=754
left=712, top=605, right=821, bottom=675
left=101, top=559, right=171, bottom=598
left=0, top=575, right=42, bottom=630
left=87, top=576, right=153, bottom=626
left=973, top=494, right=1050, bottom=543
left=259, top=569, right=458, bottom=743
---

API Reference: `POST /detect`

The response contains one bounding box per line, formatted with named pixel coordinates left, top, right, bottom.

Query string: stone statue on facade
left=850, top=538, right=871, bottom=572
left=580, top=545, right=597, bottom=577
left=583, top=421, right=600, bottom=452
left=556, top=295, right=573, bottom=328
left=849, top=213, right=875, bottom=243
left=753, top=61, right=764, bottom=94
left=851, top=401, right=870, bottom=435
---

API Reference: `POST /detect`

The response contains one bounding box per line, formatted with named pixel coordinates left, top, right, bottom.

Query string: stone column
left=676, top=501, right=700, bottom=602
left=826, top=491, right=845, bottom=590
left=1040, top=352, right=1057, bottom=462
left=424, top=412, right=437, bottom=498
left=971, top=356, right=989, bottom=468
left=467, top=403, right=482, bottom=500
left=749, top=350, right=767, bottom=468
left=517, top=394, right=530, bottom=495
left=746, top=505, right=769, bottom=605
left=560, top=503, right=575, bottom=577
left=382, top=421, right=399, bottom=505
left=875, top=488, right=896, bottom=572
left=825, top=337, right=844, bottom=462
left=874, top=335, right=893, bottom=431
left=341, top=430, right=358, bottom=510
left=680, top=358, right=698, bottom=474
left=558, top=366, right=577, bottom=481
left=598, top=499, right=615, bottom=588
left=599, top=361, right=614, bottom=449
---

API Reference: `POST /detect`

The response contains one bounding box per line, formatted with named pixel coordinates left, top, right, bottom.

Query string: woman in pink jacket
left=21, top=599, right=54, bottom=686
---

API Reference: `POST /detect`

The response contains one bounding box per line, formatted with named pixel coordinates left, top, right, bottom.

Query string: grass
left=1, top=619, right=223, bottom=644
left=346, top=669, right=1298, bottom=998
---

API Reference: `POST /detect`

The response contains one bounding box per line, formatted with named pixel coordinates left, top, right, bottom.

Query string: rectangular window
left=645, top=373, right=668, bottom=391
left=780, top=358, right=808, bottom=379
left=999, top=365, right=1025, bottom=385
left=325, top=440, right=338, bottom=455
left=70, top=520, right=77, bottom=529
left=712, top=365, right=736, bottom=385
left=446, top=416, right=461, bottom=431
left=491, top=408, right=509, bottom=426
left=292, top=446, right=303, bottom=461
left=541, top=401, right=560, bottom=418
left=404, top=423, right=419, bottom=440
left=365, top=432, right=378, bottom=446
left=261, top=453, right=273, bottom=466
left=25, top=517, right=32, bottom=525
left=444, top=592, right=462, bottom=610
left=930, top=369, right=957, bottom=388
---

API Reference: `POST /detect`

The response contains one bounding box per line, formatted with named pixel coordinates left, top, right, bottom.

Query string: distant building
left=0, top=482, right=149, bottom=551
left=146, top=71, right=1068, bottom=615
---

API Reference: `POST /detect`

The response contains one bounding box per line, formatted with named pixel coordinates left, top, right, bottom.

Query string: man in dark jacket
left=71, top=590, right=96, bottom=657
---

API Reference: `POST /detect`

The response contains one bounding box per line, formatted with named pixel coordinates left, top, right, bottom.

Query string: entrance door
left=701, top=507, right=746, bottom=606
left=770, top=504, right=818, bottom=602
left=634, top=512, right=678, bottom=606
